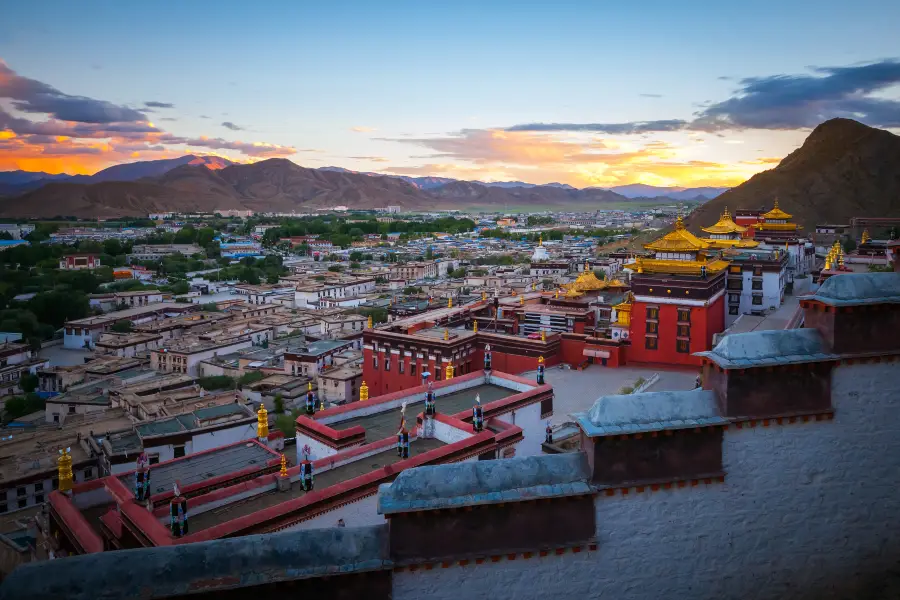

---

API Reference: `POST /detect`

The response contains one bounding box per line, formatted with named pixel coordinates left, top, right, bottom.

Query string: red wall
left=363, top=348, right=478, bottom=397
left=628, top=297, right=724, bottom=367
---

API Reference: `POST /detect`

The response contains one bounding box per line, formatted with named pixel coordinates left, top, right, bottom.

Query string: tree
left=273, top=394, right=285, bottom=414
left=424, top=246, right=434, bottom=260
left=354, top=306, right=387, bottom=324
left=3, top=393, right=45, bottom=421
left=19, top=372, right=38, bottom=393
left=0, top=231, right=13, bottom=241
left=111, top=320, right=133, bottom=333
left=167, top=281, right=190, bottom=295
left=197, top=376, right=237, bottom=391
left=196, top=227, right=216, bottom=248
left=199, top=302, right=220, bottom=312
left=328, top=265, right=344, bottom=272
left=449, top=267, right=467, bottom=279
left=843, top=238, right=857, bottom=253
left=349, top=251, right=364, bottom=262
left=29, top=291, right=90, bottom=330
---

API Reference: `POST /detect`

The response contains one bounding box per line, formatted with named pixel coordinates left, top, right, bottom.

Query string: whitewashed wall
left=394, top=361, right=900, bottom=600
left=494, top=400, right=544, bottom=458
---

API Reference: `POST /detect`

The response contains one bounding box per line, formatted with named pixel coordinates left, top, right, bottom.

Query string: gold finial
left=58, top=448, right=74, bottom=494
left=636, top=257, right=644, bottom=274
left=519, top=295, right=524, bottom=305
left=367, top=315, right=373, bottom=329
left=554, top=289, right=559, bottom=299
left=674, top=215, right=685, bottom=230
left=279, top=453, right=288, bottom=477
left=443, top=328, right=449, bottom=340
left=473, top=319, right=478, bottom=333
left=825, top=255, right=832, bottom=270
left=448, top=297, right=453, bottom=309
left=445, top=363, right=454, bottom=380
left=838, top=245, right=845, bottom=268
left=257, top=405, right=269, bottom=439
left=531, top=282, right=536, bottom=291
left=773, top=198, right=779, bottom=209
left=360, top=380, right=369, bottom=401
left=540, top=329, right=546, bottom=342
left=538, top=233, right=543, bottom=246
left=862, top=229, right=870, bottom=244
left=308, top=382, right=313, bottom=392
left=538, top=355, right=545, bottom=365
left=722, top=207, right=730, bottom=219
left=584, top=260, right=589, bottom=272
left=482, top=291, right=486, bottom=301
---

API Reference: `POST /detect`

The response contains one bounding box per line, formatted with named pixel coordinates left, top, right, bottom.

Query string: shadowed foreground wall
left=393, top=361, right=900, bottom=600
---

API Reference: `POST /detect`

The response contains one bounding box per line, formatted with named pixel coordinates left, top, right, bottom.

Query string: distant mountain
left=687, top=118, right=900, bottom=231
left=322, top=168, right=576, bottom=191
left=0, top=171, right=73, bottom=186
left=605, top=184, right=730, bottom=200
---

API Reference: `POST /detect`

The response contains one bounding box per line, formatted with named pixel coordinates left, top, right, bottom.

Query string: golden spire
left=443, top=328, right=449, bottom=340
left=58, top=448, right=74, bottom=494
left=448, top=297, right=453, bottom=309
left=538, top=233, right=543, bottom=246
left=257, top=405, right=269, bottom=439
left=862, top=229, right=870, bottom=244
left=838, top=245, right=845, bottom=268
left=360, top=380, right=369, bottom=401
left=584, top=260, right=590, bottom=272
left=367, top=315, right=373, bottom=329
left=308, top=381, right=313, bottom=392
left=540, top=329, right=546, bottom=342
left=482, top=291, right=487, bottom=301
left=519, top=295, right=524, bottom=305
left=445, top=362, right=454, bottom=380
left=636, top=257, right=644, bottom=274
left=532, top=281, right=536, bottom=291
left=279, top=454, right=288, bottom=477
left=538, top=355, right=545, bottom=365
left=554, top=289, right=559, bottom=299
left=773, top=198, right=779, bottom=210
left=473, top=319, right=478, bottom=333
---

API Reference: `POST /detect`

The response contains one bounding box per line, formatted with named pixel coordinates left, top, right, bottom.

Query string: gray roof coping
left=0, top=525, right=389, bottom=600
left=696, top=328, right=840, bottom=369
left=576, top=389, right=726, bottom=437
left=801, top=272, right=900, bottom=306
left=377, top=453, right=590, bottom=515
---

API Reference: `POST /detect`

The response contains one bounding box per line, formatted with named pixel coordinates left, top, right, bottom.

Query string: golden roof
left=563, top=286, right=585, bottom=298
left=761, top=199, right=792, bottom=220
left=753, top=222, right=798, bottom=231
left=625, top=257, right=730, bottom=276
left=643, top=216, right=709, bottom=253
left=703, top=238, right=760, bottom=249
left=564, top=264, right=607, bottom=292
left=701, top=207, right=747, bottom=235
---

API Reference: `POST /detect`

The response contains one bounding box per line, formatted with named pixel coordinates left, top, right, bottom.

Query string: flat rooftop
left=330, top=383, right=513, bottom=442
left=116, top=441, right=276, bottom=497
left=188, top=437, right=445, bottom=532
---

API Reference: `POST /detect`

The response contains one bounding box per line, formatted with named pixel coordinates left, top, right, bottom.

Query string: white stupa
left=531, top=234, right=550, bottom=261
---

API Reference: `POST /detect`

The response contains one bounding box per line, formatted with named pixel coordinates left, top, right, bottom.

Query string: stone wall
left=392, top=360, right=900, bottom=600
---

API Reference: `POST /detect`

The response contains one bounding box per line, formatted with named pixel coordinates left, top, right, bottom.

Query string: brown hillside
left=687, top=119, right=900, bottom=232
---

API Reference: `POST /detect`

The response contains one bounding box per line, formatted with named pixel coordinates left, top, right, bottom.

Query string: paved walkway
left=521, top=364, right=697, bottom=426
left=38, top=346, right=92, bottom=367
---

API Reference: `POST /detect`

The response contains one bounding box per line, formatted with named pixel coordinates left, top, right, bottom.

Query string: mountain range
left=1, top=118, right=894, bottom=220
left=686, top=118, right=900, bottom=233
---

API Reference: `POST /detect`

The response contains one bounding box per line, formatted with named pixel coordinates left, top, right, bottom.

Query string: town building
left=127, top=244, right=204, bottom=261
left=150, top=336, right=254, bottom=376
left=63, top=303, right=197, bottom=349
left=722, top=248, right=788, bottom=325
left=389, top=261, right=438, bottom=281
left=88, top=290, right=164, bottom=313
left=284, top=339, right=356, bottom=378
left=58, top=254, right=101, bottom=270
left=316, top=364, right=364, bottom=405
left=0, top=342, right=49, bottom=398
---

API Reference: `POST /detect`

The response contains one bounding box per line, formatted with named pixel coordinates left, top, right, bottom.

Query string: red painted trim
left=49, top=492, right=104, bottom=554
left=295, top=416, right=366, bottom=447
left=70, top=477, right=107, bottom=494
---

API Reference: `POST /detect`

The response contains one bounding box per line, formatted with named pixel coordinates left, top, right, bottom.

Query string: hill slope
left=688, top=119, right=900, bottom=231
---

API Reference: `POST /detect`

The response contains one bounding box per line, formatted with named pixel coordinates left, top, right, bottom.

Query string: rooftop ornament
left=57, top=447, right=74, bottom=494
left=397, top=402, right=410, bottom=458
left=359, top=380, right=369, bottom=401
left=472, top=393, right=484, bottom=432
left=256, top=405, right=269, bottom=440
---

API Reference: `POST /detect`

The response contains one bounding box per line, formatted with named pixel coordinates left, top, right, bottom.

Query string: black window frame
left=676, top=339, right=690, bottom=353
left=751, top=280, right=763, bottom=290
left=677, top=308, right=691, bottom=323
left=645, top=336, right=658, bottom=350
left=729, top=306, right=739, bottom=315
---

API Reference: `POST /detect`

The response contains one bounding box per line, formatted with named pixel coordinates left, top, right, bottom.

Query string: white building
left=724, top=249, right=788, bottom=325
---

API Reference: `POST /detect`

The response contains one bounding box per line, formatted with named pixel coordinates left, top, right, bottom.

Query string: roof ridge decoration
left=643, top=215, right=709, bottom=253
left=701, top=206, right=749, bottom=235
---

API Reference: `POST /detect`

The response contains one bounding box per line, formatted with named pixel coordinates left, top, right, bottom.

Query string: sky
left=1, top=0, right=899, bottom=189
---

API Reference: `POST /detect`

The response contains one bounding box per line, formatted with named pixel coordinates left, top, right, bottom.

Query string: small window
left=372, top=356, right=378, bottom=370
left=17, top=498, right=27, bottom=509
left=384, top=357, right=390, bottom=372
left=68, top=404, right=77, bottom=414
left=676, top=339, right=690, bottom=353
left=410, top=363, right=417, bottom=377
left=35, top=494, right=44, bottom=504
left=646, top=321, right=658, bottom=334
left=53, top=413, right=60, bottom=423
left=752, top=295, right=763, bottom=306
left=751, top=280, right=763, bottom=290
left=16, top=487, right=25, bottom=497
left=729, top=306, right=739, bottom=315
left=727, top=279, right=742, bottom=290
left=677, top=325, right=691, bottom=338
left=149, top=454, right=160, bottom=466
left=399, top=360, right=405, bottom=374
left=52, top=478, right=59, bottom=490
left=728, top=294, right=740, bottom=303
left=645, top=307, right=659, bottom=320
left=34, top=482, right=43, bottom=492
left=753, top=266, right=763, bottom=277
left=0, top=503, right=6, bottom=514
left=729, top=265, right=741, bottom=274
left=173, top=446, right=186, bottom=459
left=645, top=336, right=658, bottom=350
left=677, top=308, right=691, bottom=323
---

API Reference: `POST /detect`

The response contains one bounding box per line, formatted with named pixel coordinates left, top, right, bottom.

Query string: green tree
left=199, top=302, right=220, bottom=312
left=197, top=375, right=237, bottom=390
left=3, top=393, right=45, bottom=421
left=196, top=227, right=216, bottom=248
left=425, top=246, right=434, bottom=260
left=273, top=393, right=285, bottom=414
left=29, top=291, right=90, bottom=330
left=111, top=320, right=133, bottom=333
left=349, top=251, right=364, bottom=262
left=19, top=372, right=38, bottom=393
left=167, top=280, right=190, bottom=295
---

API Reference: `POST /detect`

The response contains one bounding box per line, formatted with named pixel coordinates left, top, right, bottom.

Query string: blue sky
left=1, top=0, right=899, bottom=186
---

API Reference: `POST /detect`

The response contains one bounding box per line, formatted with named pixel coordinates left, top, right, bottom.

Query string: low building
left=317, top=364, right=363, bottom=405
left=93, top=332, right=163, bottom=358
left=89, top=290, right=164, bottom=313
left=63, top=303, right=197, bottom=350
left=0, top=343, right=49, bottom=398
left=723, top=248, right=788, bottom=325
left=150, top=336, right=254, bottom=377
left=390, top=261, right=438, bottom=281
left=59, top=254, right=101, bottom=270
left=128, top=244, right=204, bottom=261
left=284, top=339, right=356, bottom=377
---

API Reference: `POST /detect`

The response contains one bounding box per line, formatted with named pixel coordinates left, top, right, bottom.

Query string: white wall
left=295, top=433, right=342, bottom=462
left=493, top=400, right=544, bottom=458
left=281, top=493, right=385, bottom=531
left=394, top=361, right=900, bottom=600
left=191, top=422, right=257, bottom=454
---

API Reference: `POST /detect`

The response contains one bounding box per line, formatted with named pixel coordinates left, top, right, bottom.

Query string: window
left=728, top=294, right=740, bottom=303
left=149, top=454, right=160, bottom=466
left=68, top=404, right=76, bottom=414
left=645, top=307, right=659, bottom=320
left=676, top=339, right=690, bottom=353
left=399, top=359, right=405, bottom=374
left=677, top=325, right=691, bottom=337
left=0, top=503, right=6, bottom=514
left=645, top=336, right=658, bottom=350
left=729, top=265, right=741, bottom=274
left=752, top=295, right=763, bottom=306
left=16, top=487, right=25, bottom=497
left=34, top=482, right=43, bottom=492
left=434, top=368, right=441, bottom=381
left=727, top=279, right=742, bottom=290
left=729, top=306, right=739, bottom=315
left=410, top=363, right=417, bottom=377
left=384, top=357, right=391, bottom=372
left=677, top=308, right=691, bottom=323
left=173, top=445, right=186, bottom=459
left=372, top=355, right=378, bottom=370
left=53, top=413, right=60, bottom=423
left=52, top=478, right=59, bottom=490
left=17, top=498, right=27, bottom=509
left=753, top=266, right=763, bottom=277
left=646, top=321, right=658, bottom=334
left=35, top=494, right=44, bottom=504
left=751, top=280, right=763, bottom=290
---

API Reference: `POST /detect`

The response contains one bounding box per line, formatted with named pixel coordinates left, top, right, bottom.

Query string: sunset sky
left=2, top=0, right=899, bottom=188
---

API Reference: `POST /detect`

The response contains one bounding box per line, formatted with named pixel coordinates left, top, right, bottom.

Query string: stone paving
left=521, top=364, right=698, bottom=426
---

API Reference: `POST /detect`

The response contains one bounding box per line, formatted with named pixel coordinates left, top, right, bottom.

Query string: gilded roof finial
left=674, top=215, right=685, bottom=230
